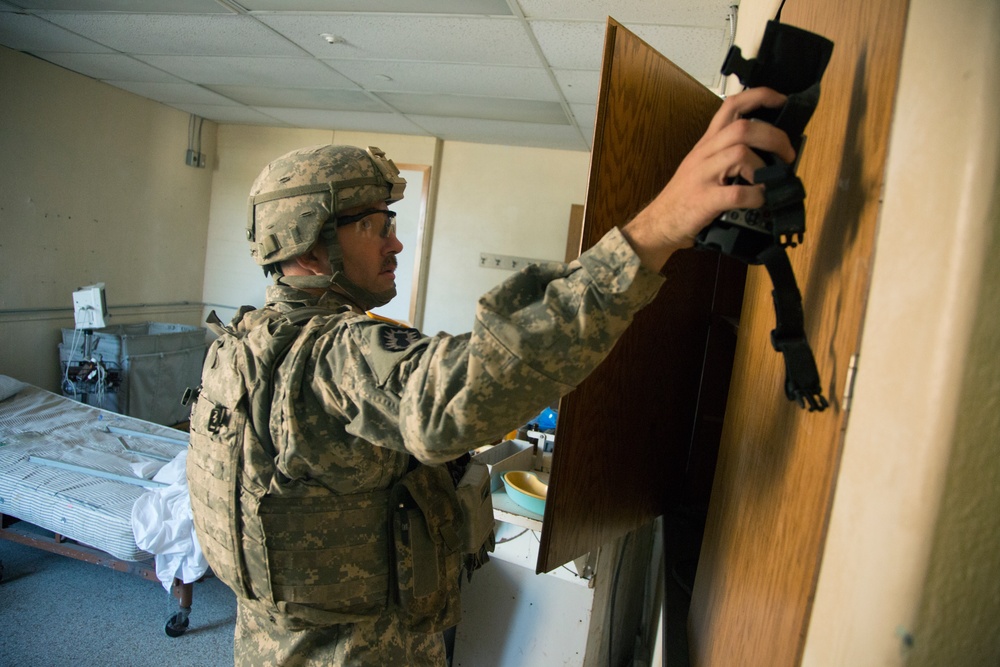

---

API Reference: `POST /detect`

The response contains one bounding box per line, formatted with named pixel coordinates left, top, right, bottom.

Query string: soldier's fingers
left=698, top=88, right=796, bottom=165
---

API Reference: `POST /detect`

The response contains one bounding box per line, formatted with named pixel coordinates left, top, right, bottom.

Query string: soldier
left=186, top=86, right=794, bottom=666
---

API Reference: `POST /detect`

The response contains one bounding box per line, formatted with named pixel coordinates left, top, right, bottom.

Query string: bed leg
left=165, top=578, right=193, bottom=638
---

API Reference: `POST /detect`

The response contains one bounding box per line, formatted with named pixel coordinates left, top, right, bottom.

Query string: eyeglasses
left=335, top=209, right=397, bottom=239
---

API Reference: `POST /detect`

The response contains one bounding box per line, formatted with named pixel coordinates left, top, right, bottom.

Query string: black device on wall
left=695, top=21, right=834, bottom=412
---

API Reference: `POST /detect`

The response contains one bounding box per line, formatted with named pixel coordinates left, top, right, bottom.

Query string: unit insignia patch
left=380, top=327, right=422, bottom=352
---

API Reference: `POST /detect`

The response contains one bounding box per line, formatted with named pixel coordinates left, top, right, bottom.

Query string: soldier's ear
left=290, top=242, right=330, bottom=276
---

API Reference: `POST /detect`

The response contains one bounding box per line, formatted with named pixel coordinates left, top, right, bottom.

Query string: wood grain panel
left=537, top=20, right=727, bottom=573
left=689, top=1, right=911, bottom=665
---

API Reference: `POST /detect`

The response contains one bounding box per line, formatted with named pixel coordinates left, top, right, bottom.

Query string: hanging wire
left=718, top=4, right=740, bottom=96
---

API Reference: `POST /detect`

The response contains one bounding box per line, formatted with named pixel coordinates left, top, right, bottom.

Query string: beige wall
left=202, top=124, right=589, bottom=335
left=801, top=0, right=1000, bottom=664
left=200, top=123, right=332, bottom=323
left=423, top=141, right=590, bottom=334
left=1, top=43, right=589, bottom=394
left=0, top=46, right=214, bottom=391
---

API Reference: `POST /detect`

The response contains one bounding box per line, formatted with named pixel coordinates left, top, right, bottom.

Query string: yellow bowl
left=502, top=471, right=548, bottom=515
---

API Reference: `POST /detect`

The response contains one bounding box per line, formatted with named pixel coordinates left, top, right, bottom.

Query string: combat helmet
left=247, top=144, right=406, bottom=308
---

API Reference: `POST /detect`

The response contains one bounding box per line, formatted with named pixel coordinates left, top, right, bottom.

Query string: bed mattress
left=0, top=376, right=188, bottom=562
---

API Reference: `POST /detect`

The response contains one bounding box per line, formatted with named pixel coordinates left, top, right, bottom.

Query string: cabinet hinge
left=843, top=354, right=859, bottom=412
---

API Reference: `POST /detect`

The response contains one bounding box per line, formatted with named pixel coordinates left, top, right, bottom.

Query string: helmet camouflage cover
left=246, top=145, right=406, bottom=304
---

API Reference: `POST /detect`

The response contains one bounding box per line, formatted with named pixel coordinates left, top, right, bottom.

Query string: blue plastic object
left=533, top=407, right=558, bottom=431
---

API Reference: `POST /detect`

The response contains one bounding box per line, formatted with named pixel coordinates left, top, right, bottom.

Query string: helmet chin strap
left=272, top=268, right=395, bottom=312
left=329, top=272, right=396, bottom=311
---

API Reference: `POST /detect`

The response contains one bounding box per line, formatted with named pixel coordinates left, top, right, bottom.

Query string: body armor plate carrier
left=185, top=308, right=478, bottom=632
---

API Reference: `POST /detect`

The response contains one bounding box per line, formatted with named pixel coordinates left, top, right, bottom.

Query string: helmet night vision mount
left=696, top=21, right=834, bottom=412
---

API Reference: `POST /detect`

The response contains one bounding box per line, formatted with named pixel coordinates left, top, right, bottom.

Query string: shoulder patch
left=380, top=327, right=422, bottom=352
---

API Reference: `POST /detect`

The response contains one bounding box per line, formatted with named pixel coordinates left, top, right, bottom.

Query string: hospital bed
left=0, top=375, right=207, bottom=637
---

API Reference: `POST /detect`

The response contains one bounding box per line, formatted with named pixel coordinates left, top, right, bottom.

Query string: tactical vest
left=185, top=307, right=483, bottom=632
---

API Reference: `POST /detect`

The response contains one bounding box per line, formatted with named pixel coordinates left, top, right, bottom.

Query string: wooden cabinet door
left=689, top=2, right=910, bottom=665
left=537, top=19, right=740, bottom=573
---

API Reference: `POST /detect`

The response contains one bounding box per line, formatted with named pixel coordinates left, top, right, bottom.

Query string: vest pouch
left=239, top=489, right=392, bottom=630
left=187, top=386, right=255, bottom=601
left=454, top=459, right=495, bottom=555
left=390, top=465, right=463, bottom=633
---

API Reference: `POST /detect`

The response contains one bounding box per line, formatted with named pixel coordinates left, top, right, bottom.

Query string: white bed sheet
left=0, top=376, right=189, bottom=564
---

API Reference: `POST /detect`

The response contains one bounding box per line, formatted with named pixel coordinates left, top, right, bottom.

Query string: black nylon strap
left=759, top=245, right=829, bottom=411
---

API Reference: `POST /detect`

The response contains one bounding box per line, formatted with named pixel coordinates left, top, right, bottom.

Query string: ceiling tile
left=569, top=103, right=596, bottom=133
left=40, top=13, right=304, bottom=56
left=258, top=14, right=543, bottom=67
left=552, top=69, right=601, bottom=104
left=326, top=60, right=559, bottom=101
left=0, top=3, right=736, bottom=150
left=375, top=92, right=568, bottom=125
left=515, top=0, right=733, bottom=27
left=36, top=52, right=182, bottom=82
left=529, top=20, right=610, bottom=70
left=408, top=115, right=588, bottom=151
left=532, top=19, right=725, bottom=85
left=254, top=106, right=430, bottom=135
left=205, top=84, right=383, bottom=112
left=8, top=0, right=232, bottom=12
left=243, top=0, right=512, bottom=14
left=630, top=23, right=726, bottom=85
left=171, top=103, right=290, bottom=126
left=0, top=11, right=111, bottom=52
left=136, top=55, right=359, bottom=88
left=107, top=80, right=239, bottom=105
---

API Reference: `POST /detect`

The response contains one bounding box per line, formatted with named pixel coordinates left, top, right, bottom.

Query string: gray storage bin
left=59, top=322, right=207, bottom=425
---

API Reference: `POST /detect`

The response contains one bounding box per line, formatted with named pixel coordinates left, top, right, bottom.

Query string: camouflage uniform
left=226, top=225, right=663, bottom=665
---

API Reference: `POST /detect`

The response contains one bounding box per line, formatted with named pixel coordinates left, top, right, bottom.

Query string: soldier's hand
left=621, top=87, right=796, bottom=271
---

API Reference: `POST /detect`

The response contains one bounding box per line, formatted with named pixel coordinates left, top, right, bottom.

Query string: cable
left=495, top=528, right=529, bottom=544
left=527, top=530, right=580, bottom=577
left=62, top=328, right=82, bottom=398
left=719, top=5, right=740, bottom=96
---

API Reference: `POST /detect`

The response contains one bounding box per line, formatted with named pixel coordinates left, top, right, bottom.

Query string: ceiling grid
left=0, top=0, right=735, bottom=151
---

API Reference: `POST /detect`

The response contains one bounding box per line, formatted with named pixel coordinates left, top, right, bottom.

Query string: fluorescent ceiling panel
left=376, top=92, right=568, bottom=125
left=326, top=60, right=559, bottom=101
left=40, top=13, right=304, bottom=56
left=206, top=84, right=383, bottom=112
left=136, top=55, right=359, bottom=88
left=258, top=14, right=541, bottom=66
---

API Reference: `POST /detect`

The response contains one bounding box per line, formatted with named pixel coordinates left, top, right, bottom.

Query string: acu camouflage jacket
left=186, top=226, right=664, bottom=628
